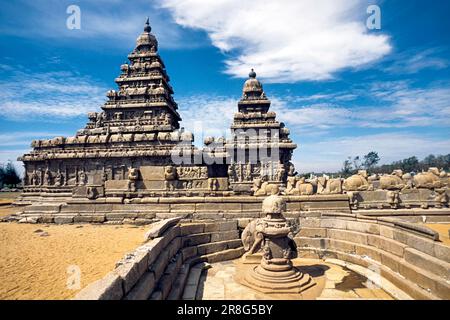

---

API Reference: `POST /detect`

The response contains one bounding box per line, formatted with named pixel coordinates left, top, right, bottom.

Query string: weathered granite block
left=355, top=244, right=382, bottom=262
left=181, top=246, right=198, bottom=261
left=182, top=233, right=211, bottom=247
left=144, top=217, right=182, bottom=240
left=166, top=237, right=182, bottom=258
left=202, top=247, right=245, bottom=263
left=404, top=247, right=450, bottom=280
left=226, top=239, right=243, bottom=249
left=73, top=215, right=105, bottom=223
left=328, top=229, right=368, bottom=245
left=367, top=234, right=407, bottom=257
left=294, top=237, right=328, bottom=250
left=114, top=252, right=148, bottom=294
left=54, top=215, right=74, bottom=224
left=210, top=230, right=239, bottom=242
left=74, top=272, right=123, bottom=300
left=180, top=223, right=205, bottom=236
left=329, top=239, right=356, bottom=254
left=149, top=250, right=170, bottom=281
left=346, top=221, right=380, bottom=235
left=397, top=261, right=450, bottom=299
left=379, top=225, right=395, bottom=239
left=197, top=241, right=228, bottom=255
left=298, top=227, right=327, bottom=238
left=320, top=219, right=347, bottom=230
left=124, top=271, right=156, bottom=300
left=160, top=226, right=181, bottom=248
left=193, top=212, right=224, bottom=220
left=433, top=243, right=450, bottom=263
left=392, top=229, right=434, bottom=256
left=167, top=264, right=190, bottom=300
left=380, top=250, right=401, bottom=273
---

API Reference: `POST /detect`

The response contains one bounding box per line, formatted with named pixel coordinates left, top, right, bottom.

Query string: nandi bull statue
left=414, top=167, right=447, bottom=189
left=379, top=170, right=408, bottom=191
left=343, top=170, right=373, bottom=191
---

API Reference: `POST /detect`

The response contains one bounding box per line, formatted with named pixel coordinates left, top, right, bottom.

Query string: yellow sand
left=0, top=205, right=21, bottom=218
left=425, top=224, right=450, bottom=246
left=0, top=223, right=146, bottom=300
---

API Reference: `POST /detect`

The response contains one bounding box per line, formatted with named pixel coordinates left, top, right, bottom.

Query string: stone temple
left=10, top=20, right=450, bottom=300
left=16, top=19, right=347, bottom=218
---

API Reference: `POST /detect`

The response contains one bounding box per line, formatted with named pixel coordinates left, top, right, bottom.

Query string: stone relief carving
left=164, top=165, right=178, bottom=191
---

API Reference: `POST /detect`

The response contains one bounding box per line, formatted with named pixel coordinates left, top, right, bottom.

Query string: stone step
left=182, top=262, right=209, bottom=300
left=200, top=247, right=245, bottom=264
left=197, top=239, right=242, bottom=255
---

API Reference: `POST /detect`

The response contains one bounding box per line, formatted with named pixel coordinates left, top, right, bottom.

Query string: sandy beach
left=0, top=222, right=146, bottom=300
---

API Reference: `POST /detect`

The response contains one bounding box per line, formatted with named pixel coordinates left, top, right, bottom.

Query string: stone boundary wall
left=11, top=194, right=351, bottom=224
left=350, top=209, right=450, bottom=224
left=294, top=213, right=450, bottom=300
left=74, top=218, right=244, bottom=300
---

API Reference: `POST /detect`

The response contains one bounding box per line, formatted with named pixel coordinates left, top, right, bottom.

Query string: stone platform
left=12, top=194, right=351, bottom=224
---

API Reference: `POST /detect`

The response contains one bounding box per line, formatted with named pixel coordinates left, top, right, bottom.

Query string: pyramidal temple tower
left=101, top=18, right=181, bottom=133
left=18, top=19, right=201, bottom=202
left=225, top=69, right=297, bottom=193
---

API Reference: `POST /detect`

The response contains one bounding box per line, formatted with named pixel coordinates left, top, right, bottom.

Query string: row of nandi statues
left=252, top=167, right=449, bottom=196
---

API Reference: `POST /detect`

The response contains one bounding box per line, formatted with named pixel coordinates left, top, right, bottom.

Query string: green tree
left=400, top=156, right=419, bottom=173
left=341, top=157, right=353, bottom=177
left=423, top=154, right=436, bottom=167
left=363, top=151, right=380, bottom=170
left=3, top=162, right=21, bottom=187
left=0, top=165, right=5, bottom=188
left=353, top=156, right=362, bottom=171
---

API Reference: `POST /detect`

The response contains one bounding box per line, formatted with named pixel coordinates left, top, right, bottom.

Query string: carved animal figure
left=295, top=177, right=314, bottom=195
left=343, top=170, right=371, bottom=191
left=414, top=167, right=444, bottom=189
left=241, top=219, right=259, bottom=252
left=127, top=168, right=139, bottom=192
left=252, top=178, right=275, bottom=196
left=380, top=170, right=406, bottom=190
left=285, top=176, right=298, bottom=195
left=164, top=166, right=178, bottom=191
left=322, top=178, right=343, bottom=194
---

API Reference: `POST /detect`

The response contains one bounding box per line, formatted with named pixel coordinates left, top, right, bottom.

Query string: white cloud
left=176, top=79, right=450, bottom=143
left=0, top=70, right=106, bottom=120
left=0, top=0, right=202, bottom=50
left=0, top=132, right=70, bottom=148
left=383, top=48, right=449, bottom=74
left=161, top=0, right=391, bottom=82
left=177, top=95, right=236, bottom=146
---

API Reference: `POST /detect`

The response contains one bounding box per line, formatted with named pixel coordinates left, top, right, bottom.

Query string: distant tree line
left=339, top=152, right=450, bottom=178
left=0, top=161, right=21, bottom=189
left=301, top=153, right=450, bottom=178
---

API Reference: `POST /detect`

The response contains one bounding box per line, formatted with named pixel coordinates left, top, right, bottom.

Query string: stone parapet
left=74, top=218, right=243, bottom=300
left=294, top=213, right=450, bottom=300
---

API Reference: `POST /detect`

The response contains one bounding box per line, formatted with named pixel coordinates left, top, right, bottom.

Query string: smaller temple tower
left=225, top=70, right=297, bottom=193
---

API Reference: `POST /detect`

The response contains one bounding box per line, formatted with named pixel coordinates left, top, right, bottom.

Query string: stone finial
left=262, top=186, right=285, bottom=215
left=144, top=17, right=151, bottom=32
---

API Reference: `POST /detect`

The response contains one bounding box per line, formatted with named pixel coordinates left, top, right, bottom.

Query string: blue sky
left=1, top=0, right=449, bottom=173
